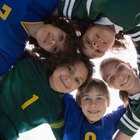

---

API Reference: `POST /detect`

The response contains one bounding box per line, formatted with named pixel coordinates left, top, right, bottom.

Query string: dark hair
left=27, top=16, right=84, bottom=56
left=50, top=53, right=95, bottom=89
left=77, top=24, right=126, bottom=57
left=27, top=47, right=94, bottom=88
left=76, top=78, right=110, bottom=105
left=119, top=90, right=129, bottom=106
left=112, top=31, right=126, bottom=51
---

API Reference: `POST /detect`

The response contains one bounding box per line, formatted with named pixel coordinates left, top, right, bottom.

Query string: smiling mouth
left=97, top=34, right=106, bottom=44
left=120, top=76, right=129, bottom=86
left=60, top=75, right=70, bottom=89
left=43, top=32, right=50, bottom=44
left=88, top=110, right=99, bottom=115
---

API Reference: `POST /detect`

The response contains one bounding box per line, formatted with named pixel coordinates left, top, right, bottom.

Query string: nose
left=118, top=73, right=124, bottom=81
left=63, top=76, right=71, bottom=89
left=92, top=41, right=99, bottom=49
left=50, top=38, right=56, bottom=45
left=90, top=101, right=96, bottom=108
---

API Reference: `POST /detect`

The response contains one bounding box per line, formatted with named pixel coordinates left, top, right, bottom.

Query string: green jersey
left=117, top=46, right=140, bottom=137
left=0, top=58, right=64, bottom=140
left=59, top=0, right=140, bottom=48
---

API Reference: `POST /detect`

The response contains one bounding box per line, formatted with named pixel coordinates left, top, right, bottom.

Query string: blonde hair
left=76, top=78, right=110, bottom=106
left=100, top=57, right=123, bottom=82
left=100, top=57, right=137, bottom=106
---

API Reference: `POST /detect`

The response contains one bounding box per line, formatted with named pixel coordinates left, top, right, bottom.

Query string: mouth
left=43, top=32, right=50, bottom=44
left=120, top=76, right=129, bottom=86
left=96, top=34, right=106, bottom=44
left=88, top=110, right=99, bottom=115
left=60, top=75, right=70, bottom=89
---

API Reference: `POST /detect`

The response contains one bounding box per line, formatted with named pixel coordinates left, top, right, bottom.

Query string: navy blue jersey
left=63, top=94, right=125, bottom=140
left=0, top=0, right=58, bottom=75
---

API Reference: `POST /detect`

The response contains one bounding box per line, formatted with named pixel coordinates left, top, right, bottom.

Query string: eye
left=83, top=97, right=90, bottom=101
left=59, top=34, right=65, bottom=42
left=97, top=96, right=104, bottom=101
left=109, top=75, right=115, bottom=83
left=117, top=65, right=124, bottom=72
left=67, top=66, right=72, bottom=72
left=75, top=78, right=81, bottom=85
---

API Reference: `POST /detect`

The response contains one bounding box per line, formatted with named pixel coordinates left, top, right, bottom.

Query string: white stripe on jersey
left=129, top=31, right=140, bottom=38
left=132, top=36, right=140, bottom=42
left=120, top=114, right=139, bottom=131
left=86, top=0, right=93, bottom=16
left=68, top=0, right=75, bottom=19
left=120, top=118, right=138, bottom=132
left=63, top=0, right=75, bottom=18
left=132, top=112, right=140, bottom=123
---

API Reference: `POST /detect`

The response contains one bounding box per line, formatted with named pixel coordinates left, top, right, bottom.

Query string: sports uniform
left=0, top=0, right=58, bottom=75
left=0, top=57, right=64, bottom=140
left=63, top=94, right=125, bottom=140
left=59, top=0, right=140, bottom=49
left=117, top=46, right=140, bottom=136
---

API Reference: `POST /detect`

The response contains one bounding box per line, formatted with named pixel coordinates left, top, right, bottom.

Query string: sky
left=18, top=36, right=140, bottom=140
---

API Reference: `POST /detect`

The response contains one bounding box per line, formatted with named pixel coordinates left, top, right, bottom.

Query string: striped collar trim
left=94, top=17, right=123, bottom=34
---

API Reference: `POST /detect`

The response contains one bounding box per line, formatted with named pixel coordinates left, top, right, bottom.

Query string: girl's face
left=36, top=24, right=67, bottom=54
left=82, top=25, right=115, bottom=58
left=80, top=88, right=108, bottom=123
left=101, top=61, right=137, bottom=91
left=49, top=61, right=88, bottom=93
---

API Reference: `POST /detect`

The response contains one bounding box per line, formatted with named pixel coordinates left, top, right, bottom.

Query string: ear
left=106, top=96, right=110, bottom=107
left=125, top=62, right=132, bottom=69
left=107, top=101, right=110, bottom=107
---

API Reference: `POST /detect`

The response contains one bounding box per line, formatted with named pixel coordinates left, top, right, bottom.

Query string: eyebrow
left=82, top=93, right=105, bottom=97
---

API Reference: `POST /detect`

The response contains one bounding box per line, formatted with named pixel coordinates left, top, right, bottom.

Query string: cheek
left=51, top=70, right=59, bottom=81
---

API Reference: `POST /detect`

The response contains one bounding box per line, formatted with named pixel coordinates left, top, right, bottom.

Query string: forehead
left=73, top=61, right=88, bottom=74
left=102, top=61, right=120, bottom=79
left=82, top=87, right=106, bottom=97
left=62, top=60, right=88, bottom=75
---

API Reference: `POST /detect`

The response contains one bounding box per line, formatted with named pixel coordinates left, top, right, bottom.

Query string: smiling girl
left=100, top=57, right=140, bottom=140
left=0, top=49, right=94, bottom=140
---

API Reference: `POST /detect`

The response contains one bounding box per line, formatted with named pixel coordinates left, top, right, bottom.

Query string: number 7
left=0, top=4, right=12, bottom=20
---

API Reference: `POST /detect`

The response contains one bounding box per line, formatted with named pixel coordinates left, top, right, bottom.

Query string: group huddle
left=0, top=0, right=140, bottom=140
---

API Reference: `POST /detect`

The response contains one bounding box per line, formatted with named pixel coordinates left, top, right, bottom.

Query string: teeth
left=97, top=34, right=105, bottom=44
left=99, top=37, right=105, bottom=44
left=121, top=77, right=129, bottom=86
left=60, top=75, right=70, bottom=89
left=89, top=110, right=99, bottom=114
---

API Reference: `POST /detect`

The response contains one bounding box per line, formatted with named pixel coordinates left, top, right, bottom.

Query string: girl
left=59, top=0, right=140, bottom=59
left=0, top=50, right=94, bottom=140
left=100, top=57, right=140, bottom=140
left=0, top=0, right=77, bottom=75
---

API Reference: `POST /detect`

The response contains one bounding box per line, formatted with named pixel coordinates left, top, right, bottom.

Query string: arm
left=58, top=0, right=99, bottom=20
left=114, top=131, right=131, bottom=140
left=127, top=25, right=140, bottom=71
